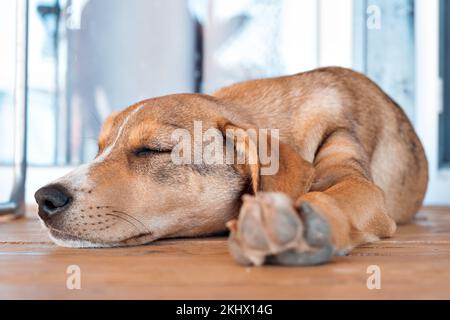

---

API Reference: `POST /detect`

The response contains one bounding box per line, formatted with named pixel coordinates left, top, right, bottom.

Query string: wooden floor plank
left=0, top=208, right=450, bottom=299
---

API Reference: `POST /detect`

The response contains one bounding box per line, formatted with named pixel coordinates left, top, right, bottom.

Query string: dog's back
left=214, top=67, right=428, bottom=223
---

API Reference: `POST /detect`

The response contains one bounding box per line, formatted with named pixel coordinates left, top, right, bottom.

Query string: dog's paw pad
left=299, top=202, right=331, bottom=247
left=227, top=193, right=333, bottom=266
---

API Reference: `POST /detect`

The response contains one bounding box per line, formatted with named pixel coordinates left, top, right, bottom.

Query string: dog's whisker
left=111, top=210, right=148, bottom=230
left=105, top=212, right=142, bottom=233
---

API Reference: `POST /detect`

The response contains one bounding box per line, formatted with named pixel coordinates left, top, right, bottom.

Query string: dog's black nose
left=35, top=185, right=72, bottom=220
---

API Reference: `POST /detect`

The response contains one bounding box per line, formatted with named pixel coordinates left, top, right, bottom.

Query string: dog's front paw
left=227, top=193, right=333, bottom=266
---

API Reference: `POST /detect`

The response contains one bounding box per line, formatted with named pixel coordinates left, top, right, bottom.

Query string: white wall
left=415, top=0, right=450, bottom=205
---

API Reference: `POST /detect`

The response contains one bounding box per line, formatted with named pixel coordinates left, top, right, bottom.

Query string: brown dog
left=34, top=67, right=428, bottom=266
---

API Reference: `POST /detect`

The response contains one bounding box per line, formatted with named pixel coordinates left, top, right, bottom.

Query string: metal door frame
left=0, top=0, right=28, bottom=217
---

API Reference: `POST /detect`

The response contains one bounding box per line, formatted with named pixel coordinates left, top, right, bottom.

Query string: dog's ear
left=218, top=122, right=315, bottom=200
left=98, top=111, right=119, bottom=151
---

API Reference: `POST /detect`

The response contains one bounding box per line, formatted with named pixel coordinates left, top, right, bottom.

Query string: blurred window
left=0, top=0, right=416, bottom=167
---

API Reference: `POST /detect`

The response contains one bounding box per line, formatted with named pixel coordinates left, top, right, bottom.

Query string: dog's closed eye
left=133, top=147, right=171, bottom=157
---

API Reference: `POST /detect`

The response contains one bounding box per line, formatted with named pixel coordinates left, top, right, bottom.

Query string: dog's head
left=35, top=94, right=313, bottom=247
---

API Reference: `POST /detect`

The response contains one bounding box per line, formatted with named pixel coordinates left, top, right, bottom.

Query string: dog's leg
left=228, top=130, right=397, bottom=266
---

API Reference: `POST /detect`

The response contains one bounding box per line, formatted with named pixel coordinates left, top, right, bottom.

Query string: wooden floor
left=1, top=207, right=450, bottom=299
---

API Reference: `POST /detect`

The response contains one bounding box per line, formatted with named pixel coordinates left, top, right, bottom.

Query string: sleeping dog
left=35, top=67, right=428, bottom=266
